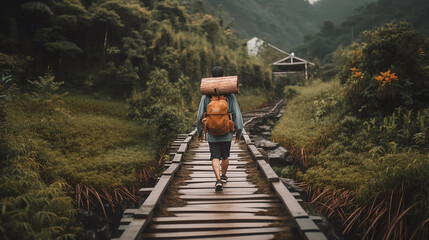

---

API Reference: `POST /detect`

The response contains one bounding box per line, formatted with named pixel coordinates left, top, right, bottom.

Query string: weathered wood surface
left=141, top=227, right=288, bottom=239
left=137, top=139, right=296, bottom=240
left=117, top=100, right=327, bottom=240
left=149, top=222, right=273, bottom=230
left=200, top=76, right=239, bottom=95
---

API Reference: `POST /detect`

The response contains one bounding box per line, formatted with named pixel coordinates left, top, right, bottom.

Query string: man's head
left=211, top=66, right=224, bottom=77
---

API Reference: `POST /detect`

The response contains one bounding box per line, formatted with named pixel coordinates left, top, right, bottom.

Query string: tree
left=128, top=69, right=191, bottom=150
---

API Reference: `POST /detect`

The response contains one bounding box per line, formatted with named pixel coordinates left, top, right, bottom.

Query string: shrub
left=128, top=69, right=192, bottom=150
left=273, top=79, right=429, bottom=239
left=0, top=167, right=78, bottom=240
left=337, top=22, right=429, bottom=116
left=2, top=92, right=159, bottom=237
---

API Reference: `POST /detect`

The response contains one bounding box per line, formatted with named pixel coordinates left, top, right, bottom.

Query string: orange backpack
left=202, top=95, right=235, bottom=136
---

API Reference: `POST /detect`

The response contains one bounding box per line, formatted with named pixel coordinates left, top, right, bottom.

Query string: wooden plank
left=305, top=232, right=328, bottom=240
left=177, top=143, right=188, bottom=154
left=183, top=161, right=247, bottom=165
left=248, top=144, right=264, bottom=160
left=123, top=208, right=138, bottom=216
left=192, top=156, right=246, bottom=160
left=180, top=194, right=276, bottom=200
left=171, top=153, right=183, bottom=163
left=256, top=160, right=279, bottom=182
left=141, top=227, right=288, bottom=238
left=163, top=162, right=180, bottom=175
left=183, top=136, right=192, bottom=145
left=117, top=225, right=127, bottom=231
left=134, top=175, right=172, bottom=218
left=178, top=234, right=276, bottom=240
left=271, top=181, right=308, bottom=218
left=191, top=149, right=246, bottom=153
left=187, top=199, right=281, bottom=205
left=117, top=219, right=148, bottom=240
left=178, top=188, right=258, bottom=195
left=174, top=213, right=254, bottom=217
left=188, top=128, right=197, bottom=136
left=119, top=217, right=133, bottom=225
left=150, top=222, right=272, bottom=230
left=189, top=172, right=247, bottom=178
left=178, top=182, right=256, bottom=189
left=137, top=187, right=153, bottom=197
left=152, top=215, right=287, bottom=224
left=193, top=154, right=240, bottom=159
left=166, top=206, right=267, bottom=213
left=186, top=166, right=245, bottom=171
left=194, top=146, right=242, bottom=149
left=184, top=178, right=247, bottom=183
left=173, top=203, right=283, bottom=208
left=243, top=134, right=253, bottom=145
left=295, top=218, right=320, bottom=231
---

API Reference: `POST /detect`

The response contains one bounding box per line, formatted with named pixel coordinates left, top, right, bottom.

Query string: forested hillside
left=197, top=0, right=323, bottom=50
left=0, top=0, right=273, bottom=239
left=312, top=0, right=375, bottom=23
left=296, top=0, right=429, bottom=64
left=194, top=0, right=374, bottom=51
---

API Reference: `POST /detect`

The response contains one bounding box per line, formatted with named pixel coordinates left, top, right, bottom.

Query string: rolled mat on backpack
left=200, top=76, right=239, bottom=95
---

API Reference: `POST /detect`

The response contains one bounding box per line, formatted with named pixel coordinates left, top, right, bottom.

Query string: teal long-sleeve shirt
left=196, top=94, right=243, bottom=142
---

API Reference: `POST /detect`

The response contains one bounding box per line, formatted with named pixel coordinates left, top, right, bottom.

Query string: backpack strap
left=202, top=112, right=209, bottom=140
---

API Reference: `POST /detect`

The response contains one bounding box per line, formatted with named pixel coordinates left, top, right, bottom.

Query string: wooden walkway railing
left=113, top=100, right=328, bottom=240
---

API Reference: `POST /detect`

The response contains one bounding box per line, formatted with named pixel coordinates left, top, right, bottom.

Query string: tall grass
left=272, top=80, right=429, bottom=239
left=1, top=93, right=159, bottom=239
left=273, top=80, right=345, bottom=158
left=237, top=88, right=272, bottom=112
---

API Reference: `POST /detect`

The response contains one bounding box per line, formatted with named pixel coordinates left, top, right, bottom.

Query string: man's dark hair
left=211, top=66, right=224, bottom=77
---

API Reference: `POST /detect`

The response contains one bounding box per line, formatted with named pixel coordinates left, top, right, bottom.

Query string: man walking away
left=196, top=66, right=243, bottom=191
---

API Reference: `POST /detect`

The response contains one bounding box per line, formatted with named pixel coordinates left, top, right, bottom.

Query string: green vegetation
left=197, top=0, right=376, bottom=50
left=273, top=22, right=429, bottom=239
left=312, top=0, right=375, bottom=24
left=2, top=90, right=157, bottom=239
left=0, top=0, right=274, bottom=238
left=197, top=0, right=323, bottom=50
left=236, top=88, right=271, bottom=112
left=297, top=0, right=429, bottom=69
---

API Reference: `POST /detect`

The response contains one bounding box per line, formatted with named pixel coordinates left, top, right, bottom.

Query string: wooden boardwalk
left=114, top=100, right=327, bottom=240
left=141, top=140, right=298, bottom=240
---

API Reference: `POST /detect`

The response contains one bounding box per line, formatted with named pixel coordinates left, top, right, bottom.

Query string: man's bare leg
left=212, top=158, right=221, bottom=180
left=221, top=158, right=229, bottom=176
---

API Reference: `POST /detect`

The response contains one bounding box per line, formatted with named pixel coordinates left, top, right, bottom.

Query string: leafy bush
left=128, top=69, right=192, bottom=149
left=273, top=79, right=429, bottom=239
left=0, top=167, right=78, bottom=240
left=337, top=22, right=429, bottom=116
left=2, top=92, right=159, bottom=238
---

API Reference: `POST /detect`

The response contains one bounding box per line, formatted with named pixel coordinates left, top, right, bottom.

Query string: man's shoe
left=220, top=175, right=228, bottom=183
left=215, top=180, right=223, bottom=191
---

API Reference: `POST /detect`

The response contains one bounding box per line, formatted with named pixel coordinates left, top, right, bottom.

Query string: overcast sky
left=308, top=0, right=321, bottom=4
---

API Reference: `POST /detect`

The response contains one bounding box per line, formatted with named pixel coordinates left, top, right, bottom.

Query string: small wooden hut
left=272, top=53, right=314, bottom=79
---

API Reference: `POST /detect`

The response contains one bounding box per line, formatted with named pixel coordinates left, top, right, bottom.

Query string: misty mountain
left=295, top=0, right=429, bottom=63
left=200, top=0, right=323, bottom=50
left=313, top=0, right=375, bottom=23
left=197, top=0, right=374, bottom=51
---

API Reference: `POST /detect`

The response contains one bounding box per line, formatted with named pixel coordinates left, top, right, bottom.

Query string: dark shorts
left=209, top=142, right=231, bottom=160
